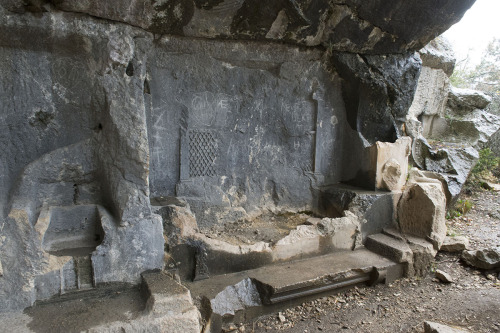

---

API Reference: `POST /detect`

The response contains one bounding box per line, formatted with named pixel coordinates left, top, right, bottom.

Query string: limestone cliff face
left=0, top=1, right=475, bottom=312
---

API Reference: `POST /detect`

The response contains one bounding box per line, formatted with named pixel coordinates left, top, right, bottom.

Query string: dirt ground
left=204, top=212, right=314, bottom=245
left=237, top=189, right=500, bottom=333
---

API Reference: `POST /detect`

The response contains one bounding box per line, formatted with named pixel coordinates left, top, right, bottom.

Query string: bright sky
left=442, top=0, right=500, bottom=67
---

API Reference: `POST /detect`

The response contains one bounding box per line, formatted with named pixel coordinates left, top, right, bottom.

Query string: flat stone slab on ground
left=424, top=320, right=470, bottom=333
left=187, top=249, right=400, bottom=305
left=441, top=236, right=469, bottom=253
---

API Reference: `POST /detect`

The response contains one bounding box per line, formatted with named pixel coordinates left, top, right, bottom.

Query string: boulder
left=489, top=128, right=500, bottom=157
left=412, top=137, right=479, bottom=206
left=447, top=87, right=492, bottom=115
left=462, top=248, right=500, bottom=270
left=418, top=37, right=456, bottom=76
left=398, top=180, right=447, bottom=249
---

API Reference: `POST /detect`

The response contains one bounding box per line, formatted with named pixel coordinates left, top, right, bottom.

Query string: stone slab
left=365, top=233, right=413, bottom=264
left=424, top=321, right=470, bottom=333
left=187, top=248, right=399, bottom=304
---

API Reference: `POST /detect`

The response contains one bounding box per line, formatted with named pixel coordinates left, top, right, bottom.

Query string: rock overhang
left=3, top=0, right=476, bottom=54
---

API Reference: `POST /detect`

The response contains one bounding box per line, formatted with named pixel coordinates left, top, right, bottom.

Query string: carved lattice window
left=188, top=130, right=218, bottom=177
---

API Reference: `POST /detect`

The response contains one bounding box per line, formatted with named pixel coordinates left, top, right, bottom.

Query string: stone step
left=382, top=227, right=406, bottom=241
left=365, top=233, right=413, bottom=264
left=185, top=248, right=402, bottom=332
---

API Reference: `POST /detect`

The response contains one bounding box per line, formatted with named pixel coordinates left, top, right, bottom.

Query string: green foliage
left=472, top=148, right=500, bottom=175
left=464, top=148, right=500, bottom=192
left=456, top=199, right=473, bottom=215
left=446, top=199, right=473, bottom=219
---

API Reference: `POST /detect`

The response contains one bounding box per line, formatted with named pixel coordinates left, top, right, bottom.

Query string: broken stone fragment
left=410, top=139, right=479, bottom=207
left=435, top=269, right=454, bottom=283
left=406, top=235, right=437, bottom=277
left=440, top=236, right=469, bottom=253
left=375, top=137, right=412, bottom=191
left=210, top=278, right=261, bottom=317
left=461, top=248, right=500, bottom=270
left=381, top=159, right=402, bottom=190
left=424, top=321, right=470, bottom=333
left=398, top=180, right=447, bottom=249
left=154, top=201, right=199, bottom=246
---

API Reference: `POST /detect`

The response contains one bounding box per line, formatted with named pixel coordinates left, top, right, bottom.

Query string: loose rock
left=435, top=269, right=454, bottom=283
left=440, top=236, right=469, bottom=253
left=461, top=248, right=500, bottom=270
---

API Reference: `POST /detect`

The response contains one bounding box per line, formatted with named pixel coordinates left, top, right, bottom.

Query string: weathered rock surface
left=489, top=129, right=500, bottom=157
left=419, top=37, right=456, bottom=76
left=441, top=236, right=469, bottom=253
left=153, top=198, right=199, bottom=246
left=88, top=271, right=202, bottom=333
left=408, top=67, right=450, bottom=120
left=0, top=8, right=164, bottom=311
left=412, top=138, right=479, bottom=206
left=4, top=0, right=473, bottom=54
left=365, top=229, right=437, bottom=277
left=462, top=248, right=500, bottom=270
left=182, top=211, right=362, bottom=279
left=331, top=53, right=421, bottom=145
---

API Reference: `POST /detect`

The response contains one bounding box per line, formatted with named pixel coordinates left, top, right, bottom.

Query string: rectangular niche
left=42, top=205, right=104, bottom=257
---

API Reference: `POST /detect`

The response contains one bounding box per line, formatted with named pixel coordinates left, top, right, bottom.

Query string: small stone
left=278, top=312, right=286, bottom=323
left=435, top=269, right=454, bottom=283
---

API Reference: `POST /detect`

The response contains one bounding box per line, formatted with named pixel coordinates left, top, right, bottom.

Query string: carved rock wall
left=0, top=0, right=477, bottom=312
